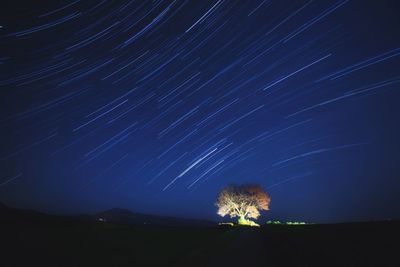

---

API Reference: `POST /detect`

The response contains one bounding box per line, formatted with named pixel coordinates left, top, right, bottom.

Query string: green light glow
left=266, top=220, right=308, bottom=225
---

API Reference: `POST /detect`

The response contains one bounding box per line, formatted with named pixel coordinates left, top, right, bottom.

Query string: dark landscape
left=1, top=203, right=398, bottom=267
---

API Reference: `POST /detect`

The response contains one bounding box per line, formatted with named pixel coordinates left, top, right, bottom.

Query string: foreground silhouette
left=1, top=203, right=397, bottom=266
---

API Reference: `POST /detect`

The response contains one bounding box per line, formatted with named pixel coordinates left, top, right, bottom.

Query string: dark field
left=1, top=206, right=398, bottom=266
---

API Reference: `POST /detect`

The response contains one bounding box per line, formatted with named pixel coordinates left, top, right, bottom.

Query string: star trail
left=0, top=0, right=399, bottom=222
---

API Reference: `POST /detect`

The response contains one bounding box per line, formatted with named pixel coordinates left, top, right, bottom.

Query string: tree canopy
left=216, top=185, right=270, bottom=225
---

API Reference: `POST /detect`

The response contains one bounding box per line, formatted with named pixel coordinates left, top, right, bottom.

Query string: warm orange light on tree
left=215, top=184, right=270, bottom=226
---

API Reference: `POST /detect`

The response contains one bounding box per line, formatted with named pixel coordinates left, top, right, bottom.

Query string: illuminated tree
left=216, top=185, right=270, bottom=226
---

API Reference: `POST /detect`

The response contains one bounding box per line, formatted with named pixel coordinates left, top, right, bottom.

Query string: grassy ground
left=1, top=216, right=398, bottom=266
left=2, top=223, right=237, bottom=266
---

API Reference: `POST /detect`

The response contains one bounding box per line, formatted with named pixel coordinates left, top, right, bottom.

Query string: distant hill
left=0, top=202, right=215, bottom=227
left=95, top=208, right=215, bottom=227
left=0, top=201, right=8, bottom=210
left=0, top=202, right=80, bottom=225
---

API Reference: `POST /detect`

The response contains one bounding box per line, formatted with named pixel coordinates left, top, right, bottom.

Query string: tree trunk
left=238, top=215, right=247, bottom=225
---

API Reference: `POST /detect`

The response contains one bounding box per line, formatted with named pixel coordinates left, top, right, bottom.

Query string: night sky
left=1, top=0, right=399, bottom=223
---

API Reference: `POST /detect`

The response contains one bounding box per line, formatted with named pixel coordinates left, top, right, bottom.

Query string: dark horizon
left=1, top=0, right=400, bottom=224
